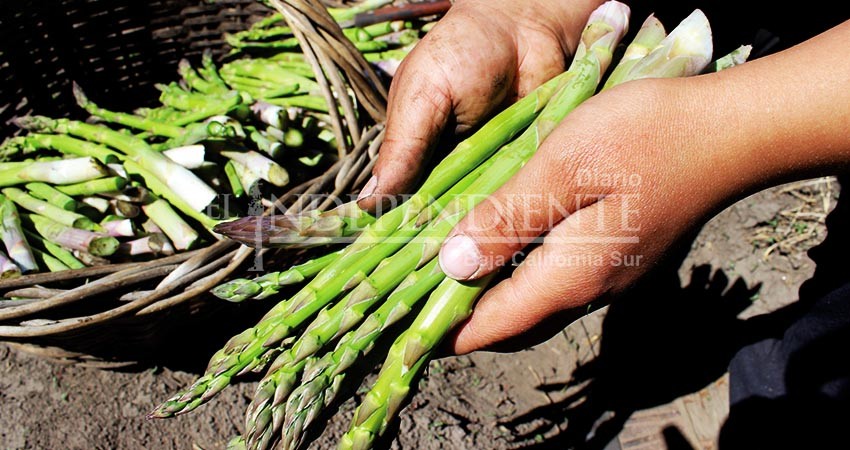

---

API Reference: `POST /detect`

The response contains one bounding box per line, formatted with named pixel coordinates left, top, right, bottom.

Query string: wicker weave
left=0, top=0, right=385, bottom=368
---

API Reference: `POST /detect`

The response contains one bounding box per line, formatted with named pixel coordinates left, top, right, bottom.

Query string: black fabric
left=722, top=281, right=850, bottom=447
left=721, top=178, right=850, bottom=448
left=729, top=282, right=850, bottom=403
left=629, top=1, right=850, bottom=57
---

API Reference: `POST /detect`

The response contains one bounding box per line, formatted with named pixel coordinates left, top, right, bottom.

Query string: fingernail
left=440, top=235, right=481, bottom=280
left=357, top=176, right=378, bottom=202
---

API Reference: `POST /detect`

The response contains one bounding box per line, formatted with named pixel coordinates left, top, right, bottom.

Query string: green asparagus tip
left=71, top=82, right=90, bottom=108
left=211, top=279, right=262, bottom=303
left=12, top=115, right=56, bottom=132
left=0, top=137, right=29, bottom=159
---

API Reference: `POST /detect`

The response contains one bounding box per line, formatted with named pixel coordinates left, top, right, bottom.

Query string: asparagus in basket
left=0, top=0, right=442, bottom=279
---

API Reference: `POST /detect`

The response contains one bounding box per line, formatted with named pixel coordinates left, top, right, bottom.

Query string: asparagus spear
left=160, top=88, right=250, bottom=126
left=344, top=6, right=719, bottom=448
left=73, top=83, right=186, bottom=138
left=215, top=203, right=375, bottom=249
left=163, top=145, right=206, bottom=170
left=220, top=151, right=289, bottom=187
left=603, top=14, right=667, bottom=89
left=22, top=229, right=85, bottom=269
left=141, top=197, right=200, bottom=251
left=212, top=250, right=344, bottom=303
left=247, top=130, right=284, bottom=159
left=0, top=156, right=109, bottom=187
left=20, top=133, right=121, bottom=164
left=151, top=59, right=578, bottom=419
left=280, top=260, right=444, bottom=450
left=341, top=276, right=492, bottom=450
left=25, top=182, right=77, bottom=211
left=328, top=0, right=395, bottom=23
left=101, top=219, right=136, bottom=237
left=713, top=45, right=752, bottom=72
left=199, top=50, right=229, bottom=91
left=220, top=60, right=319, bottom=93
left=264, top=96, right=329, bottom=113
left=0, top=196, right=36, bottom=273
left=108, top=199, right=140, bottom=219
left=224, top=161, right=245, bottom=198
left=229, top=160, right=261, bottom=196
left=251, top=102, right=289, bottom=130
left=55, top=177, right=127, bottom=196
left=151, top=117, right=246, bottom=152
left=123, top=160, right=219, bottom=229
left=118, top=234, right=172, bottom=256
left=362, top=21, right=411, bottom=39
left=179, top=59, right=229, bottom=95
left=24, top=214, right=118, bottom=257
left=32, top=247, right=71, bottom=272
left=2, top=188, right=98, bottom=230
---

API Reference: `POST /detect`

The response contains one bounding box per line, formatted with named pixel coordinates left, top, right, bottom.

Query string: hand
left=357, top=0, right=605, bottom=212
left=439, top=20, right=850, bottom=354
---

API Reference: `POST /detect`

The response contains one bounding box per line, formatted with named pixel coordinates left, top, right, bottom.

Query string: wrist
left=692, top=24, right=850, bottom=204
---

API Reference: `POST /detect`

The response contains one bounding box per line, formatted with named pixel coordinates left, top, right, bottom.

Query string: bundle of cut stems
left=152, top=4, right=736, bottom=450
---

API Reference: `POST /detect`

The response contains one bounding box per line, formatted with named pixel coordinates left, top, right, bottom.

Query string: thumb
left=450, top=196, right=639, bottom=354
left=437, top=132, right=603, bottom=280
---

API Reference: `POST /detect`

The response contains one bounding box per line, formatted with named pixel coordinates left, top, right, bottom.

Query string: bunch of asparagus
left=225, top=0, right=431, bottom=77
left=153, top=4, right=745, bottom=450
left=0, top=0, right=434, bottom=276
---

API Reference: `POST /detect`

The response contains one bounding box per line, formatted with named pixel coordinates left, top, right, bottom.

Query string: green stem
left=25, top=183, right=77, bottom=211
left=340, top=276, right=492, bottom=450
left=24, top=214, right=118, bottom=257
left=141, top=197, right=200, bottom=251
left=123, top=160, right=219, bottom=230
left=22, top=134, right=121, bottom=164
left=73, top=83, right=185, bottom=138
left=32, top=248, right=70, bottom=272
left=0, top=195, right=37, bottom=272
left=23, top=229, right=85, bottom=269
left=224, top=161, right=245, bottom=198
left=212, top=250, right=344, bottom=303
left=2, top=188, right=98, bottom=230
left=279, top=259, right=444, bottom=450
left=0, top=156, right=108, bottom=187
left=55, top=177, right=127, bottom=197
left=14, top=117, right=218, bottom=214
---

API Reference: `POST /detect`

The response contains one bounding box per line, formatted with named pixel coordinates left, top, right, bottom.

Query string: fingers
left=355, top=65, right=451, bottom=212
left=450, top=196, right=640, bottom=354
left=438, top=115, right=607, bottom=280
left=357, top=7, right=519, bottom=212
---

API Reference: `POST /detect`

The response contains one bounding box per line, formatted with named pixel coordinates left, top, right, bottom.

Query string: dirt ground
left=0, top=178, right=840, bottom=450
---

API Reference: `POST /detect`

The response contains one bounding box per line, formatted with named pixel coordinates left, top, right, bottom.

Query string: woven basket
left=0, top=0, right=386, bottom=368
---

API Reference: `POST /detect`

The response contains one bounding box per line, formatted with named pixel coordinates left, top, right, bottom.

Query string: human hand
left=440, top=18, right=850, bottom=354
left=357, top=0, right=605, bottom=212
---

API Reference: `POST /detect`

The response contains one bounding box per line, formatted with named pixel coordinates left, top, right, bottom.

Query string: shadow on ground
left=504, top=179, right=850, bottom=450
